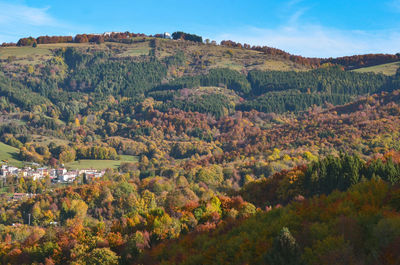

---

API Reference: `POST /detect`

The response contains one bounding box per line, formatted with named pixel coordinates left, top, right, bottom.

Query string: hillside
left=2, top=151, right=400, bottom=264
left=65, top=154, right=138, bottom=170
left=1, top=32, right=400, bottom=265
left=0, top=35, right=399, bottom=174
left=0, top=142, right=23, bottom=167
left=141, top=179, right=400, bottom=265
left=0, top=38, right=310, bottom=74
left=353, top=61, right=400, bottom=75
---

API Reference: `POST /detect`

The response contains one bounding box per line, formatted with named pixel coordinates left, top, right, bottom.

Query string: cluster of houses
left=0, top=164, right=105, bottom=183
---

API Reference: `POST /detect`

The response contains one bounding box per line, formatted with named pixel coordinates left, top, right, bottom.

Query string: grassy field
left=0, top=140, right=138, bottom=170
left=0, top=43, right=109, bottom=60
left=0, top=142, right=23, bottom=167
left=353, top=61, right=400, bottom=75
left=0, top=46, right=52, bottom=59
left=65, top=155, right=138, bottom=170
left=0, top=41, right=152, bottom=65
left=30, top=134, right=70, bottom=146
left=116, top=42, right=151, bottom=57
left=0, top=46, right=53, bottom=65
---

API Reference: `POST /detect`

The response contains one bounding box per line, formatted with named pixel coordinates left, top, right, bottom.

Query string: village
left=1, top=164, right=105, bottom=182
left=0, top=164, right=106, bottom=200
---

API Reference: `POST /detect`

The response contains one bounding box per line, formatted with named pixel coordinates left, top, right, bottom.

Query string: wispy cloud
left=287, top=8, right=309, bottom=25
left=0, top=2, right=87, bottom=43
left=215, top=25, right=400, bottom=58
left=214, top=4, right=400, bottom=58
left=0, top=3, right=55, bottom=26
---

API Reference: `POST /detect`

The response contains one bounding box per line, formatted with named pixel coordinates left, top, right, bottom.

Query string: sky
left=0, top=0, right=400, bottom=57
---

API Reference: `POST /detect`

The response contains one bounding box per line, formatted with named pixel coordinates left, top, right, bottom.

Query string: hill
left=0, top=142, right=23, bottom=167
left=1, top=31, right=400, bottom=265
left=0, top=36, right=399, bottom=171
left=6, top=32, right=400, bottom=70
left=353, top=61, right=400, bottom=75
left=141, top=179, right=400, bottom=265
left=0, top=38, right=310, bottom=74
left=1, top=152, right=400, bottom=264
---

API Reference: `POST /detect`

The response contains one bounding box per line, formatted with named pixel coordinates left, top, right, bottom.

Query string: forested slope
left=0, top=34, right=400, bottom=265
left=142, top=179, right=400, bottom=265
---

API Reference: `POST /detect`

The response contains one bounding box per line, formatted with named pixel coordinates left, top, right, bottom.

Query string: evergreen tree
left=265, top=227, right=303, bottom=265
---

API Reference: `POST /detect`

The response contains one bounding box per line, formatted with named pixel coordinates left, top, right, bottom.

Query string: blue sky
left=0, top=0, right=400, bottom=57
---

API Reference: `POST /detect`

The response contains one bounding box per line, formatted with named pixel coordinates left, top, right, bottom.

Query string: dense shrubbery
left=152, top=66, right=395, bottom=114
left=76, top=146, right=118, bottom=160
left=247, top=67, right=389, bottom=95
left=201, top=68, right=251, bottom=95
left=303, top=153, right=400, bottom=196
left=238, top=90, right=352, bottom=113
left=63, top=50, right=167, bottom=97
left=220, top=39, right=400, bottom=68
left=324, top=53, right=400, bottom=69
left=238, top=67, right=398, bottom=113
left=157, top=93, right=233, bottom=118
left=172, top=31, right=203, bottom=43
left=15, top=32, right=147, bottom=46
left=143, top=179, right=400, bottom=265
left=154, top=68, right=250, bottom=95
left=0, top=73, right=50, bottom=109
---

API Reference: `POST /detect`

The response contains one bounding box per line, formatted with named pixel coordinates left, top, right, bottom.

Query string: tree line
left=220, top=39, right=400, bottom=68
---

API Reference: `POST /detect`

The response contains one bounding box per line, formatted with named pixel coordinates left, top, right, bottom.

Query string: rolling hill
left=1, top=32, right=400, bottom=265
left=353, top=61, right=400, bottom=75
left=0, top=142, right=23, bottom=167
left=0, top=35, right=399, bottom=170
left=0, top=38, right=310, bottom=75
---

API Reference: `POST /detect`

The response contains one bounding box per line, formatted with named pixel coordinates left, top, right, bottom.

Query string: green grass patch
left=117, top=42, right=151, bottom=57
left=65, top=155, right=138, bottom=170
left=353, top=61, right=400, bottom=75
left=212, top=59, right=243, bottom=71
left=0, top=142, right=23, bottom=167
left=31, top=135, right=70, bottom=146
left=0, top=46, right=52, bottom=59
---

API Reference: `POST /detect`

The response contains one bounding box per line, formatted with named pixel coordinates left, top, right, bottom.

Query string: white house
left=7, top=167, right=18, bottom=175
left=164, top=32, right=171, bottom=39
left=56, top=168, right=67, bottom=177
left=37, top=168, right=49, bottom=177
left=59, top=170, right=79, bottom=182
left=79, top=169, right=95, bottom=175
left=0, top=166, right=6, bottom=177
left=31, top=172, right=42, bottom=181
left=50, top=169, right=57, bottom=178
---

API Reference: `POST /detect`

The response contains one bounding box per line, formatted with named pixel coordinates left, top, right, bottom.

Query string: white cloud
left=0, top=2, right=86, bottom=43
left=287, top=8, right=309, bottom=25
left=212, top=2, right=400, bottom=58
left=214, top=23, right=400, bottom=58
left=0, top=3, right=55, bottom=26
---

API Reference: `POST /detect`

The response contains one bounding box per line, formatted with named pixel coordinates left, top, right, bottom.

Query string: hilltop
left=2, top=31, right=399, bottom=72
left=0, top=36, right=310, bottom=74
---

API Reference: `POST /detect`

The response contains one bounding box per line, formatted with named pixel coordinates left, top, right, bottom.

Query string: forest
left=1, top=152, right=400, bottom=264
left=0, top=34, right=400, bottom=264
